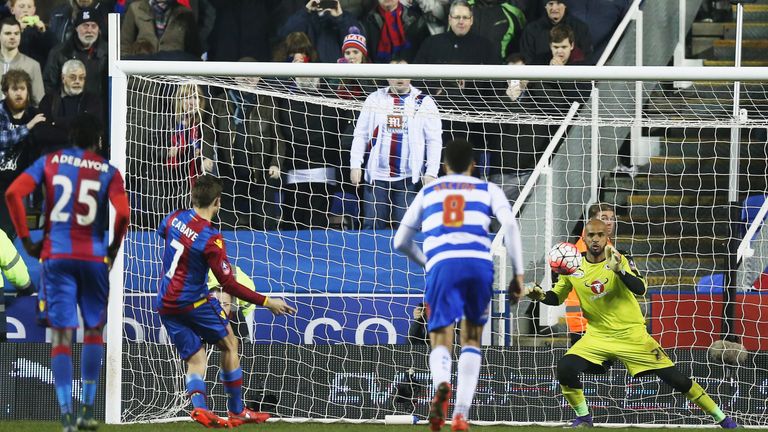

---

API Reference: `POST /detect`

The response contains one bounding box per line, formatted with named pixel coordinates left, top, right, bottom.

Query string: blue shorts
left=160, top=296, right=229, bottom=360
left=424, top=258, right=494, bottom=332
left=40, top=259, right=109, bottom=329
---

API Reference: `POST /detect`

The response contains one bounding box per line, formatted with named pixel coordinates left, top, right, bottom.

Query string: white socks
left=429, top=345, right=452, bottom=390
left=453, top=346, right=482, bottom=418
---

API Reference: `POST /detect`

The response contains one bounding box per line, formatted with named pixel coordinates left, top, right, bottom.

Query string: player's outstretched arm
left=264, top=297, right=297, bottom=316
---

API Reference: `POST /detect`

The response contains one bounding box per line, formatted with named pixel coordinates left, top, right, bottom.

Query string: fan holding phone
left=306, top=0, right=342, bottom=16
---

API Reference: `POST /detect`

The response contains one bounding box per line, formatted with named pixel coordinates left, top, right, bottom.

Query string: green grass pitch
left=5, top=422, right=768, bottom=432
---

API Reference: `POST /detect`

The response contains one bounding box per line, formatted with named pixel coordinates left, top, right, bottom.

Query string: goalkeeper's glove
left=524, top=284, right=546, bottom=301
left=605, top=245, right=622, bottom=273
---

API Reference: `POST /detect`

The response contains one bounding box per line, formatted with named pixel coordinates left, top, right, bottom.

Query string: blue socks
left=51, top=343, right=73, bottom=415
left=186, top=374, right=208, bottom=409
left=220, top=367, right=244, bottom=414
left=81, top=334, right=104, bottom=407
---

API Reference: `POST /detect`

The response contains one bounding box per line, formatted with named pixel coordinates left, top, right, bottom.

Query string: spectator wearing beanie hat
left=341, top=27, right=368, bottom=64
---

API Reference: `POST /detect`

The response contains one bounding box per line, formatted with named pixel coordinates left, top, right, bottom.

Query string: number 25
left=50, top=175, right=100, bottom=225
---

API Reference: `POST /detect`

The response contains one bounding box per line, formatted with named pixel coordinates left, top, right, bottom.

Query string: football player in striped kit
left=394, top=139, right=525, bottom=431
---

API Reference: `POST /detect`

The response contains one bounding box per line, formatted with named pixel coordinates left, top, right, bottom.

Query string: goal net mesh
left=119, top=72, right=768, bottom=425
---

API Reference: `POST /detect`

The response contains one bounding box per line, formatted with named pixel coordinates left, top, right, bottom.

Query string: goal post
left=107, top=15, right=768, bottom=426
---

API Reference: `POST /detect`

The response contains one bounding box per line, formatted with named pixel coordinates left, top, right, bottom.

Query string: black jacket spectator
left=362, top=2, right=429, bottom=63
left=520, top=13, right=592, bottom=64
left=44, top=34, right=107, bottom=96
left=35, top=91, right=102, bottom=154
left=414, top=30, right=496, bottom=65
left=48, top=0, right=103, bottom=45
left=206, top=0, right=271, bottom=61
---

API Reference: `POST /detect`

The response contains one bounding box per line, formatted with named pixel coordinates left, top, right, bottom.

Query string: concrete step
left=653, top=126, right=764, bottom=141
left=703, top=59, right=768, bottom=66
left=604, top=174, right=724, bottom=192
left=627, top=193, right=728, bottom=207
left=661, top=138, right=765, bottom=159
left=640, top=156, right=757, bottom=175
left=615, top=217, right=732, bottom=238
left=713, top=39, right=768, bottom=60
left=627, top=203, right=733, bottom=220
left=723, top=22, right=768, bottom=39
left=613, top=236, right=728, bottom=256
left=692, top=22, right=727, bottom=37
left=731, top=4, right=768, bottom=21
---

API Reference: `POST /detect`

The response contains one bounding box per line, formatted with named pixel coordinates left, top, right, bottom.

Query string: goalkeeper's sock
left=561, top=385, right=589, bottom=417
left=51, top=343, right=73, bottom=415
left=429, top=345, right=452, bottom=390
left=81, top=334, right=104, bottom=407
left=221, top=367, right=245, bottom=414
left=685, top=380, right=726, bottom=422
left=185, top=373, right=208, bottom=409
left=454, top=346, right=482, bottom=418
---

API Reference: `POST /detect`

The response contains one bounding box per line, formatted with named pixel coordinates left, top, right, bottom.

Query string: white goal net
left=113, top=66, right=768, bottom=426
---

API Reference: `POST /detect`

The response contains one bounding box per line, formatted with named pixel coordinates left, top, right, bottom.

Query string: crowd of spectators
left=0, top=0, right=635, bottom=236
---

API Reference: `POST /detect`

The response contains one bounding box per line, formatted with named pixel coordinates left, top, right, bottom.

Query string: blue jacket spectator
left=278, top=0, right=363, bottom=63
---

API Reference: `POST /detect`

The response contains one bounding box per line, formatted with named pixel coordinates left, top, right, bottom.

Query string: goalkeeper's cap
left=342, top=27, right=367, bottom=57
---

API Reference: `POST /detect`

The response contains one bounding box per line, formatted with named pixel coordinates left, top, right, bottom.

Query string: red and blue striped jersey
left=156, top=209, right=237, bottom=313
left=23, top=147, right=125, bottom=261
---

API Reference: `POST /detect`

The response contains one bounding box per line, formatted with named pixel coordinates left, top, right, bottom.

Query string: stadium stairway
left=601, top=2, right=768, bottom=293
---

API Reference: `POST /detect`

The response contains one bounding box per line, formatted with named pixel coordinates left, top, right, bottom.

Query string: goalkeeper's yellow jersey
left=207, top=265, right=257, bottom=317
left=551, top=254, right=646, bottom=337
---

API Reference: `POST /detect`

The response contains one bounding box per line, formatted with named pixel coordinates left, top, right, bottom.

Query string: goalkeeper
left=525, top=219, right=739, bottom=428
left=207, top=265, right=257, bottom=340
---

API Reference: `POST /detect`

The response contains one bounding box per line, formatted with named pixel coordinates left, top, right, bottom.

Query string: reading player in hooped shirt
left=156, top=174, right=296, bottom=428
left=4, top=113, right=130, bottom=432
left=394, top=139, right=525, bottom=432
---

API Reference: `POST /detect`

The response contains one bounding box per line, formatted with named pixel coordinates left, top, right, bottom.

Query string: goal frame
left=106, top=11, right=767, bottom=425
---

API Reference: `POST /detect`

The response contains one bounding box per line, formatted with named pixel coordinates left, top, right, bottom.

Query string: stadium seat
left=741, top=195, right=768, bottom=236
left=696, top=273, right=725, bottom=294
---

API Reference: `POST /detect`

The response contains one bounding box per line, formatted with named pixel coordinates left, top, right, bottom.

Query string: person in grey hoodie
left=0, top=17, right=44, bottom=106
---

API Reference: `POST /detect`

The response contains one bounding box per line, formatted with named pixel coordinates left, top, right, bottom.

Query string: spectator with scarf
left=362, top=0, right=429, bottom=63
left=120, top=0, right=201, bottom=59
left=165, top=84, right=215, bottom=210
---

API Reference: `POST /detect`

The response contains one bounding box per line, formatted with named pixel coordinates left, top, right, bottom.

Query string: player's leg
left=51, top=328, right=76, bottom=432
left=76, top=327, right=104, bottom=431
left=451, top=320, right=483, bottom=431
left=186, top=346, right=229, bottom=428
left=43, top=259, right=79, bottom=432
left=557, top=354, right=600, bottom=427
left=76, top=261, right=109, bottom=430
left=653, top=367, right=739, bottom=428
left=449, top=259, right=494, bottom=431
left=429, top=324, right=455, bottom=431
left=216, top=329, right=269, bottom=425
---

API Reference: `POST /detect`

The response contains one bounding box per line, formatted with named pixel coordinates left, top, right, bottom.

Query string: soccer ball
left=548, top=242, right=582, bottom=275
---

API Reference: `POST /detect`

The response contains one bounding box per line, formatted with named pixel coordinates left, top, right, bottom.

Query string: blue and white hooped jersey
left=399, top=174, right=512, bottom=271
